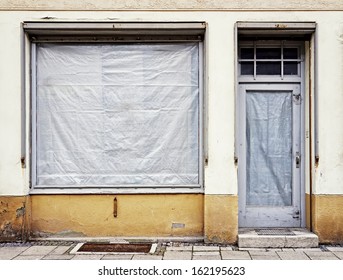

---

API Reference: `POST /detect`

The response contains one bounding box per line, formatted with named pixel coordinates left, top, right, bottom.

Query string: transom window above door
left=238, top=41, right=303, bottom=79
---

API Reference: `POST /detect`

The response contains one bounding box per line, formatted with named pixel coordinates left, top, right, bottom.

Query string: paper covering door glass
left=246, top=91, right=293, bottom=206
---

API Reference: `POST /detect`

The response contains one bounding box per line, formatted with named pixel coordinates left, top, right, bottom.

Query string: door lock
left=293, top=210, right=300, bottom=219
left=295, top=152, right=301, bottom=168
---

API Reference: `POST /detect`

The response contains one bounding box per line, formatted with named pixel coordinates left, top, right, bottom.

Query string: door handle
left=296, top=152, right=301, bottom=168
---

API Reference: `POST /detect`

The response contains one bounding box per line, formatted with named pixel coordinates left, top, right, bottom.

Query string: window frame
left=238, top=40, right=304, bottom=83
left=26, top=22, right=205, bottom=194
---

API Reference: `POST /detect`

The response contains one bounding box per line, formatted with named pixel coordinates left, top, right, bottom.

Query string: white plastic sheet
left=36, top=43, right=199, bottom=186
left=246, top=91, right=292, bottom=206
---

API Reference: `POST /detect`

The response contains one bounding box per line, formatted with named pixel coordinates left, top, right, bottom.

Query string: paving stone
left=249, top=251, right=278, bottom=256
left=304, top=252, right=339, bottom=260
left=72, top=254, right=104, bottom=260
left=132, top=255, right=163, bottom=260
left=193, top=255, right=221, bottom=260
left=221, top=251, right=251, bottom=260
left=163, top=251, right=192, bottom=260
left=0, top=247, right=29, bottom=260
left=249, top=251, right=280, bottom=260
left=220, top=247, right=233, bottom=251
left=251, top=255, right=280, bottom=260
left=265, top=248, right=282, bottom=252
left=238, top=248, right=267, bottom=251
left=166, top=246, right=193, bottom=251
left=49, top=246, right=71, bottom=255
left=294, top=248, right=322, bottom=252
left=102, top=255, right=134, bottom=260
left=281, top=248, right=295, bottom=252
left=193, top=251, right=220, bottom=256
left=13, top=255, right=45, bottom=260
left=326, top=247, right=343, bottom=252
left=42, top=254, right=74, bottom=260
left=21, top=246, right=57, bottom=256
left=193, top=246, right=219, bottom=252
left=332, top=252, right=343, bottom=260
left=277, top=252, right=310, bottom=260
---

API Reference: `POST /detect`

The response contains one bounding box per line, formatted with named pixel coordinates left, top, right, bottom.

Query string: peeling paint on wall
left=0, top=197, right=27, bottom=241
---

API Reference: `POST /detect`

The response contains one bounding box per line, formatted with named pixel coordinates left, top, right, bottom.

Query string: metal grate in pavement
left=70, top=242, right=157, bottom=254
left=255, top=229, right=295, bottom=236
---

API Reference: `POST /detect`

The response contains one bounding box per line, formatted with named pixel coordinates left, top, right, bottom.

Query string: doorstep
left=238, top=228, right=319, bottom=248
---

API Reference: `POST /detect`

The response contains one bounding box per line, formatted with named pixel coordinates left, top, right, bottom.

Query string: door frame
left=237, top=83, right=305, bottom=227
left=235, top=39, right=306, bottom=228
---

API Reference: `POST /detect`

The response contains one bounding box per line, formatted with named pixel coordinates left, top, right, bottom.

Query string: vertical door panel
left=238, top=84, right=302, bottom=227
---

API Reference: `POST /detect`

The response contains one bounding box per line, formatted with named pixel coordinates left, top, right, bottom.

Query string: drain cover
left=255, top=229, right=295, bottom=236
left=72, top=243, right=155, bottom=254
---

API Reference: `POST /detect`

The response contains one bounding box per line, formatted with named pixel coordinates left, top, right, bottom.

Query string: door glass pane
left=284, top=48, right=298, bottom=59
left=284, top=62, right=298, bottom=75
left=246, top=91, right=292, bottom=206
left=240, top=48, right=254, bottom=59
left=256, top=62, right=281, bottom=75
left=241, top=62, right=254, bottom=75
left=256, top=48, right=281, bottom=59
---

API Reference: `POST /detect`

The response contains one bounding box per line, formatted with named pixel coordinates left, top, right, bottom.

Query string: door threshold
left=238, top=228, right=318, bottom=248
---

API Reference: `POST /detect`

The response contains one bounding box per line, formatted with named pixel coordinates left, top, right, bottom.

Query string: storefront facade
left=0, top=0, right=342, bottom=244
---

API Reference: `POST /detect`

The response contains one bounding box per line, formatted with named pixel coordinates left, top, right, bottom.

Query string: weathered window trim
left=237, top=22, right=316, bottom=37
left=23, top=22, right=206, bottom=43
left=26, top=22, right=206, bottom=194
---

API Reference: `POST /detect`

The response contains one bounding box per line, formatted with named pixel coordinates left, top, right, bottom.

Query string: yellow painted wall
left=30, top=194, right=204, bottom=237
left=204, top=195, right=238, bottom=244
left=0, top=196, right=28, bottom=241
left=312, top=195, right=343, bottom=243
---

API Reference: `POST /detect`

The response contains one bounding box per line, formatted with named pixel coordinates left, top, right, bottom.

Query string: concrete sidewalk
left=1, top=241, right=343, bottom=260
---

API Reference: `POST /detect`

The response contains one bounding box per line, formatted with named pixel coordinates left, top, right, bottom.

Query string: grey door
left=238, top=84, right=302, bottom=227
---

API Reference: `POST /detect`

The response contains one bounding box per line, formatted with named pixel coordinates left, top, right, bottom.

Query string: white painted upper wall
left=0, top=11, right=342, bottom=195
left=0, top=0, right=342, bottom=11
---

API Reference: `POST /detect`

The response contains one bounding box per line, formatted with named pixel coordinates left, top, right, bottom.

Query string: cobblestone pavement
left=1, top=241, right=343, bottom=260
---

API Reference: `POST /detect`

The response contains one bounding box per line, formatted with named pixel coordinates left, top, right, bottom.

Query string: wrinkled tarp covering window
left=36, top=43, right=199, bottom=186
left=246, top=91, right=292, bottom=206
